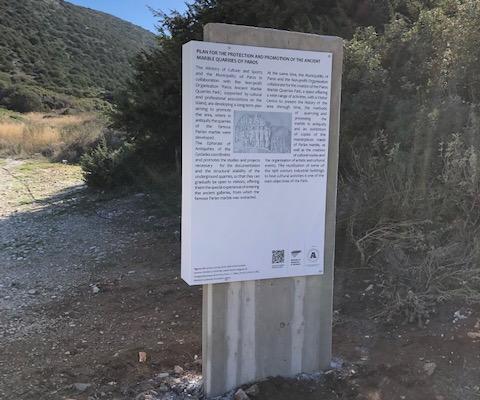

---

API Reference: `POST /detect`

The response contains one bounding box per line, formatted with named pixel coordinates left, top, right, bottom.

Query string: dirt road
left=1, top=158, right=480, bottom=400
left=0, top=159, right=202, bottom=399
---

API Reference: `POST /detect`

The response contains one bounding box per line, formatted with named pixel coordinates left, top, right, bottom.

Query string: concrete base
left=202, top=23, right=343, bottom=398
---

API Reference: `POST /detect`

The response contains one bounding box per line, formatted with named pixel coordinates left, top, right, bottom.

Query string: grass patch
left=1, top=158, right=84, bottom=210
left=0, top=110, right=106, bottom=162
left=16, top=161, right=56, bottom=172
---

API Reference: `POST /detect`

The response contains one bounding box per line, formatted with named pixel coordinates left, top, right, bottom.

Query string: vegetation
left=79, top=0, right=480, bottom=321
left=80, top=139, right=137, bottom=188
left=94, top=0, right=443, bottom=182
left=0, top=0, right=155, bottom=111
left=346, top=132, right=480, bottom=324
left=0, top=110, right=106, bottom=162
left=339, top=1, right=480, bottom=321
left=85, top=0, right=378, bottom=183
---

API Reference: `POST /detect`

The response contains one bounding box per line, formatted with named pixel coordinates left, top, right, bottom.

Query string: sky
left=67, top=0, right=188, bottom=32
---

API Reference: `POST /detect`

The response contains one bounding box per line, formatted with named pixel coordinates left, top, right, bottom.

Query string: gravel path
left=0, top=158, right=202, bottom=400
left=2, top=158, right=480, bottom=400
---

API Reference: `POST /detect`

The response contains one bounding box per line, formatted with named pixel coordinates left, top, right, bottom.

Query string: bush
left=80, top=139, right=139, bottom=188
left=0, top=85, right=44, bottom=113
left=346, top=132, right=480, bottom=325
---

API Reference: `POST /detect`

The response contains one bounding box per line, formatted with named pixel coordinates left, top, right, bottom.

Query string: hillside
left=0, top=0, right=155, bottom=110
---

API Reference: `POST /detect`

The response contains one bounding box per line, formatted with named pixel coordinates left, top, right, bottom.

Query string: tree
left=111, top=0, right=369, bottom=167
left=0, top=85, right=44, bottom=112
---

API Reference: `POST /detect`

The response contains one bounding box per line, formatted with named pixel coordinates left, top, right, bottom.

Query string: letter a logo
left=306, top=248, right=320, bottom=265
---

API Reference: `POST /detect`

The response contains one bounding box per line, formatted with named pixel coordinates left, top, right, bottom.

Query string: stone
left=157, top=372, right=169, bottom=379
left=28, top=289, right=38, bottom=295
left=174, top=365, right=184, bottom=374
left=424, top=362, right=437, bottom=376
left=234, top=388, right=250, bottom=400
left=73, top=383, right=91, bottom=392
left=138, top=352, right=147, bottom=363
left=245, top=384, right=260, bottom=397
left=453, top=310, right=468, bottom=323
left=92, top=285, right=100, bottom=294
left=158, top=384, right=169, bottom=392
left=364, top=284, right=374, bottom=292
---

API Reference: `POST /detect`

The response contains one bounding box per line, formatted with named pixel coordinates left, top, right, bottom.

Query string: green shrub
left=0, top=85, right=44, bottom=113
left=80, top=139, right=138, bottom=188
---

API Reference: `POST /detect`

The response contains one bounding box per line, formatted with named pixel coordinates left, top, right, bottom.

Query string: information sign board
left=182, top=41, right=333, bottom=285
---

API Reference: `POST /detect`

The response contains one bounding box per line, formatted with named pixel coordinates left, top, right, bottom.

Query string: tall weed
left=0, top=111, right=105, bottom=161
left=347, top=132, right=480, bottom=324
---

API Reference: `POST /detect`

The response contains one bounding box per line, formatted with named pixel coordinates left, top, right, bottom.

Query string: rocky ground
left=1, top=158, right=480, bottom=400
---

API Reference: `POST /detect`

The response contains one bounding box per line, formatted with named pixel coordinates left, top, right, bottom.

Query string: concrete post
left=202, top=23, right=343, bottom=397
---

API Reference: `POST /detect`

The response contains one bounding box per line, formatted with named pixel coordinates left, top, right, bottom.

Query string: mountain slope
left=0, top=0, right=155, bottom=102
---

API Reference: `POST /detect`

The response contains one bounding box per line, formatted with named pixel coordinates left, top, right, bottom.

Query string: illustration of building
left=235, top=113, right=272, bottom=151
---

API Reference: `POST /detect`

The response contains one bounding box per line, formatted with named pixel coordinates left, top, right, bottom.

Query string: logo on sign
left=291, top=250, right=302, bottom=266
left=306, top=248, right=320, bottom=265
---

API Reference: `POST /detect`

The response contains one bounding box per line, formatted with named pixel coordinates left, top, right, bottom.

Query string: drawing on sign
left=233, top=111, right=292, bottom=154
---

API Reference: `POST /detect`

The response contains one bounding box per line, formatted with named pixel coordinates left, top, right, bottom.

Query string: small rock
left=453, top=310, right=468, bottom=323
left=157, top=372, right=169, bottom=379
left=364, top=284, right=374, bottom=292
left=245, top=384, right=260, bottom=397
left=467, top=332, right=480, bottom=339
left=158, top=384, right=169, bottom=392
left=139, top=352, right=147, bottom=363
left=92, top=285, right=100, bottom=294
left=330, top=358, right=343, bottom=369
left=28, top=289, right=38, bottom=295
left=174, top=365, right=184, bottom=374
left=235, top=388, right=250, bottom=400
left=73, top=383, right=91, bottom=392
left=424, top=362, right=437, bottom=376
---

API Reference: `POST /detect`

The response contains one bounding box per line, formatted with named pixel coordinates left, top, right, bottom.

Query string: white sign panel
left=182, top=41, right=333, bottom=285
